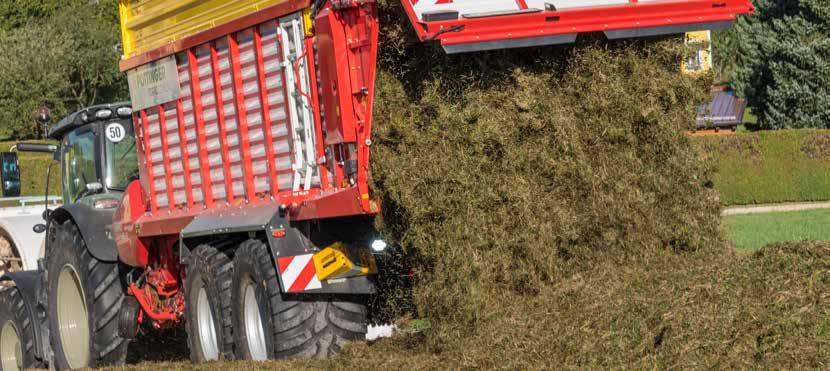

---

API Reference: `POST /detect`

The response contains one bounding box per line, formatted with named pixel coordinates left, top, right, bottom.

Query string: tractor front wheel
left=47, top=220, right=130, bottom=369
left=0, top=286, right=41, bottom=371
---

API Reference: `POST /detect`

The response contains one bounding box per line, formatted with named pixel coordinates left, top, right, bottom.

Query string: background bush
left=730, top=0, right=829, bottom=129
left=0, top=0, right=127, bottom=140
left=698, top=129, right=830, bottom=205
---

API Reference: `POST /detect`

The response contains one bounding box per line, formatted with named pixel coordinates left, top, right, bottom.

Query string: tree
left=711, top=27, right=738, bottom=84
left=0, top=0, right=126, bottom=139
left=0, top=0, right=61, bottom=30
left=731, top=0, right=830, bottom=129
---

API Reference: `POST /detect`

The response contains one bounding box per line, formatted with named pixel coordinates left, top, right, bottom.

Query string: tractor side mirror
left=15, top=141, right=60, bottom=161
left=0, top=152, right=21, bottom=197
left=16, top=143, right=58, bottom=154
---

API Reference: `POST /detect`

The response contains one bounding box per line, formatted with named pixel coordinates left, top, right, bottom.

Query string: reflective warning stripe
left=277, top=254, right=322, bottom=292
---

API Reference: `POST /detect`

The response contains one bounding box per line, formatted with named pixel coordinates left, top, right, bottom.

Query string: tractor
left=0, top=103, right=140, bottom=369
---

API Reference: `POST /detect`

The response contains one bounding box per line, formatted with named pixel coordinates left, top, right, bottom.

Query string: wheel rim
left=57, top=265, right=90, bottom=369
left=243, top=281, right=267, bottom=361
left=196, top=286, right=219, bottom=360
left=0, top=320, right=22, bottom=371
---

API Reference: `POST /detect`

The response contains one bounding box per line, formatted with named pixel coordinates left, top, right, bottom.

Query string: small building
left=695, top=86, right=748, bottom=130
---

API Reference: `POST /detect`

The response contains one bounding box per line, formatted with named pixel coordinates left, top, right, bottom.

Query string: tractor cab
left=47, top=103, right=138, bottom=208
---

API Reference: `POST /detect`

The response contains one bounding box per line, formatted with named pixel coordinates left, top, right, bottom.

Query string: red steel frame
left=187, top=49, right=216, bottom=208
left=138, top=111, right=159, bottom=213
left=175, top=100, right=195, bottom=208
left=157, top=105, right=176, bottom=210
left=210, top=43, right=237, bottom=203
left=253, top=28, right=282, bottom=196
left=401, top=0, right=754, bottom=48
left=228, top=34, right=257, bottom=203
left=304, top=37, right=331, bottom=191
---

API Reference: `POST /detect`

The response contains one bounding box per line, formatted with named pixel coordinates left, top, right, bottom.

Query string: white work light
left=96, top=109, right=113, bottom=119
left=371, top=240, right=387, bottom=252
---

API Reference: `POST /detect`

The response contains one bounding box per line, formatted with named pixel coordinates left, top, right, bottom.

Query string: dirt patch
left=801, top=131, right=830, bottom=159
left=125, top=328, right=189, bottom=364
left=701, top=134, right=763, bottom=163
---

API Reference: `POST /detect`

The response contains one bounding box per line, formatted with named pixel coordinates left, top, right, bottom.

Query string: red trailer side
left=121, top=2, right=380, bottom=243
left=114, top=2, right=382, bottom=336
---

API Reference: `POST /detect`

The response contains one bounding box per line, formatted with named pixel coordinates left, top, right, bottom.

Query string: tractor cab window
left=62, top=129, right=98, bottom=203
left=103, top=121, right=138, bottom=190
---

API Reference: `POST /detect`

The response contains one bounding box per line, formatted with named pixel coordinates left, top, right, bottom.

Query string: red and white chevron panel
left=277, top=254, right=323, bottom=293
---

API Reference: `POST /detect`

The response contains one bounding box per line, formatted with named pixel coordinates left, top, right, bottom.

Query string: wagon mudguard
left=180, top=204, right=376, bottom=295
left=50, top=204, right=118, bottom=262
left=1, top=270, right=47, bottom=361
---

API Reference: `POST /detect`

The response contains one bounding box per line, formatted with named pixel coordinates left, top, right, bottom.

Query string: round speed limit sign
left=106, top=123, right=126, bottom=143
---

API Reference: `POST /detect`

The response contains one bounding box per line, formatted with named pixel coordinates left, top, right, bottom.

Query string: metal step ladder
left=279, top=12, right=318, bottom=192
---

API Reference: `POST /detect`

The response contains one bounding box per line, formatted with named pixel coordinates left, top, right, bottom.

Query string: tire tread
left=47, top=221, right=130, bottom=368
left=232, top=239, right=367, bottom=360
left=0, top=286, right=44, bottom=369
left=184, top=244, right=235, bottom=362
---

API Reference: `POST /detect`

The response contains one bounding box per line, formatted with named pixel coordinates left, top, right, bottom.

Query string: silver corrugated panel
left=695, top=89, right=747, bottom=129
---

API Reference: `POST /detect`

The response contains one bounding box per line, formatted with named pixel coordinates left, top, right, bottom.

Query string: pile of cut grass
left=359, top=2, right=830, bottom=368
left=370, top=0, right=720, bottom=338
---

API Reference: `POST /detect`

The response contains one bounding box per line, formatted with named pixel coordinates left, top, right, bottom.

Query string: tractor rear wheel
left=0, top=286, right=41, bottom=371
left=231, top=239, right=367, bottom=360
left=184, top=245, right=234, bottom=362
left=46, top=220, right=130, bottom=369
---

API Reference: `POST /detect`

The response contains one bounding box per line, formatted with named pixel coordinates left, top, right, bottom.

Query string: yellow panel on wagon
left=118, top=0, right=296, bottom=59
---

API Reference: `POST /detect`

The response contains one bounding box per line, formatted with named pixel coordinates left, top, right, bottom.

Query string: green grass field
left=724, top=208, right=830, bottom=251
left=0, top=140, right=61, bottom=199
left=696, top=129, right=830, bottom=206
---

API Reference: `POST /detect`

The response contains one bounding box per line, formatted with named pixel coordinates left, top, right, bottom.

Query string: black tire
left=0, top=287, right=42, bottom=370
left=231, top=239, right=367, bottom=360
left=46, top=220, right=129, bottom=369
left=184, top=245, right=234, bottom=362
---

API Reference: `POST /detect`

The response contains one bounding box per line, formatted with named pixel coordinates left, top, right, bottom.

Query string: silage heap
left=352, top=3, right=830, bottom=369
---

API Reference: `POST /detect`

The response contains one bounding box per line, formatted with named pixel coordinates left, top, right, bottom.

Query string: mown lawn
left=724, top=208, right=830, bottom=251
